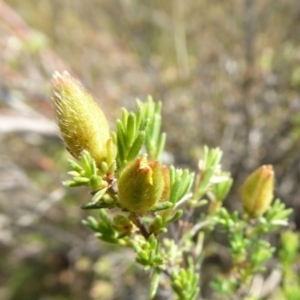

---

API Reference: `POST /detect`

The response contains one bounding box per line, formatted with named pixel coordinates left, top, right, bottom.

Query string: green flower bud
left=52, top=71, right=110, bottom=167
left=241, top=165, right=275, bottom=217
left=113, top=215, right=134, bottom=233
left=118, top=158, right=165, bottom=215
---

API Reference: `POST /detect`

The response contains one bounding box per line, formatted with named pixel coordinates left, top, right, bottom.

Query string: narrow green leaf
left=146, top=96, right=155, bottom=119
left=99, top=209, right=112, bottom=226
left=68, top=159, right=83, bottom=172
left=116, top=119, right=127, bottom=151
left=152, top=215, right=163, bottom=228
left=108, top=160, right=116, bottom=173
left=148, top=234, right=156, bottom=248
left=67, top=171, right=81, bottom=177
left=80, top=202, right=113, bottom=209
left=170, top=180, right=181, bottom=204
left=138, top=250, right=149, bottom=261
left=155, top=101, right=162, bottom=114
left=169, top=166, right=176, bottom=185
left=135, top=102, right=144, bottom=130
left=116, top=134, right=125, bottom=165
left=74, top=177, right=90, bottom=183
left=96, top=234, right=119, bottom=244
left=150, top=202, right=173, bottom=212
left=90, top=158, right=97, bottom=175
left=166, top=210, right=183, bottom=224
left=121, top=108, right=129, bottom=128
left=63, top=180, right=83, bottom=187
left=126, top=112, right=136, bottom=147
left=157, top=132, right=166, bottom=161
left=135, top=257, right=149, bottom=266
left=81, top=151, right=92, bottom=175
left=126, top=131, right=146, bottom=161
left=152, top=256, right=163, bottom=264
left=91, top=187, right=109, bottom=203
left=106, top=137, right=117, bottom=166
left=151, top=114, right=161, bottom=144
left=82, top=216, right=98, bottom=231
left=149, top=249, right=155, bottom=261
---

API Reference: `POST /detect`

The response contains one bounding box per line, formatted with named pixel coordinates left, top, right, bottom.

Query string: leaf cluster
left=61, top=96, right=293, bottom=300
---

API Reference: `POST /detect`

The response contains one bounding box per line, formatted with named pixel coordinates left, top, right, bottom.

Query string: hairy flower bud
left=52, top=71, right=110, bottom=166
left=241, top=165, right=275, bottom=217
left=118, top=158, right=165, bottom=215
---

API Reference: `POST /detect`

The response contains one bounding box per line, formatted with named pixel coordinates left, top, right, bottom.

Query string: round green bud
left=118, top=158, right=165, bottom=215
left=241, top=165, right=275, bottom=217
left=113, top=215, right=134, bottom=233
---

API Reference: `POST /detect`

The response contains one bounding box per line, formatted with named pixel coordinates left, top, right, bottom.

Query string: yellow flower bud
left=118, top=158, right=165, bottom=215
left=52, top=71, right=110, bottom=167
left=241, top=165, right=275, bottom=217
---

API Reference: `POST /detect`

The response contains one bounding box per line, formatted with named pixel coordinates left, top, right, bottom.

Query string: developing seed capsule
left=241, top=165, right=275, bottom=217
left=51, top=71, right=110, bottom=167
left=118, top=158, right=165, bottom=215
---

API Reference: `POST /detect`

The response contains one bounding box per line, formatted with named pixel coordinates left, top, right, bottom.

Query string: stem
left=134, top=215, right=151, bottom=239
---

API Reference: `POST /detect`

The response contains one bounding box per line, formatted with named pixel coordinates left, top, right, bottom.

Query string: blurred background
left=1, top=0, right=300, bottom=299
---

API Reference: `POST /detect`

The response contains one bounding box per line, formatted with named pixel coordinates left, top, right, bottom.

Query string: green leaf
left=157, top=132, right=166, bottom=160
left=126, top=112, right=136, bottom=147
left=81, top=202, right=113, bottom=209
left=80, top=150, right=92, bottom=175
left=149, top=270, right=161, bottom=299
left=91, top=187, right=109, bottom=203
left=126, top=131, right=146, bottom=162
left=121, top=108, right=129, bottom=128
left=116, top=119, right=127, bottom=152
left=169, top=166, right=194, bottom=205
left=82, top=216, right=99, bottom=231
left=149, top=201, right=173, bottom=212
left=68, top=158, right=83, bottom=172
left=74, top=177, right=90, bottom=183
left=67, top=170, right=81, bottom=177
left=63, top=180, right=86, bottom=187
left=166, top=210, right=183, bottom=224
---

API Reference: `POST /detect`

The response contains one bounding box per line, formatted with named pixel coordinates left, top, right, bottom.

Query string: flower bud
left=52, top=71, right=110, bottom=167
left=241, top=165, right=275, bottom=217
left=113, top=215, right=134, bottom=233
left=118, top=158, right=165, bottom=215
